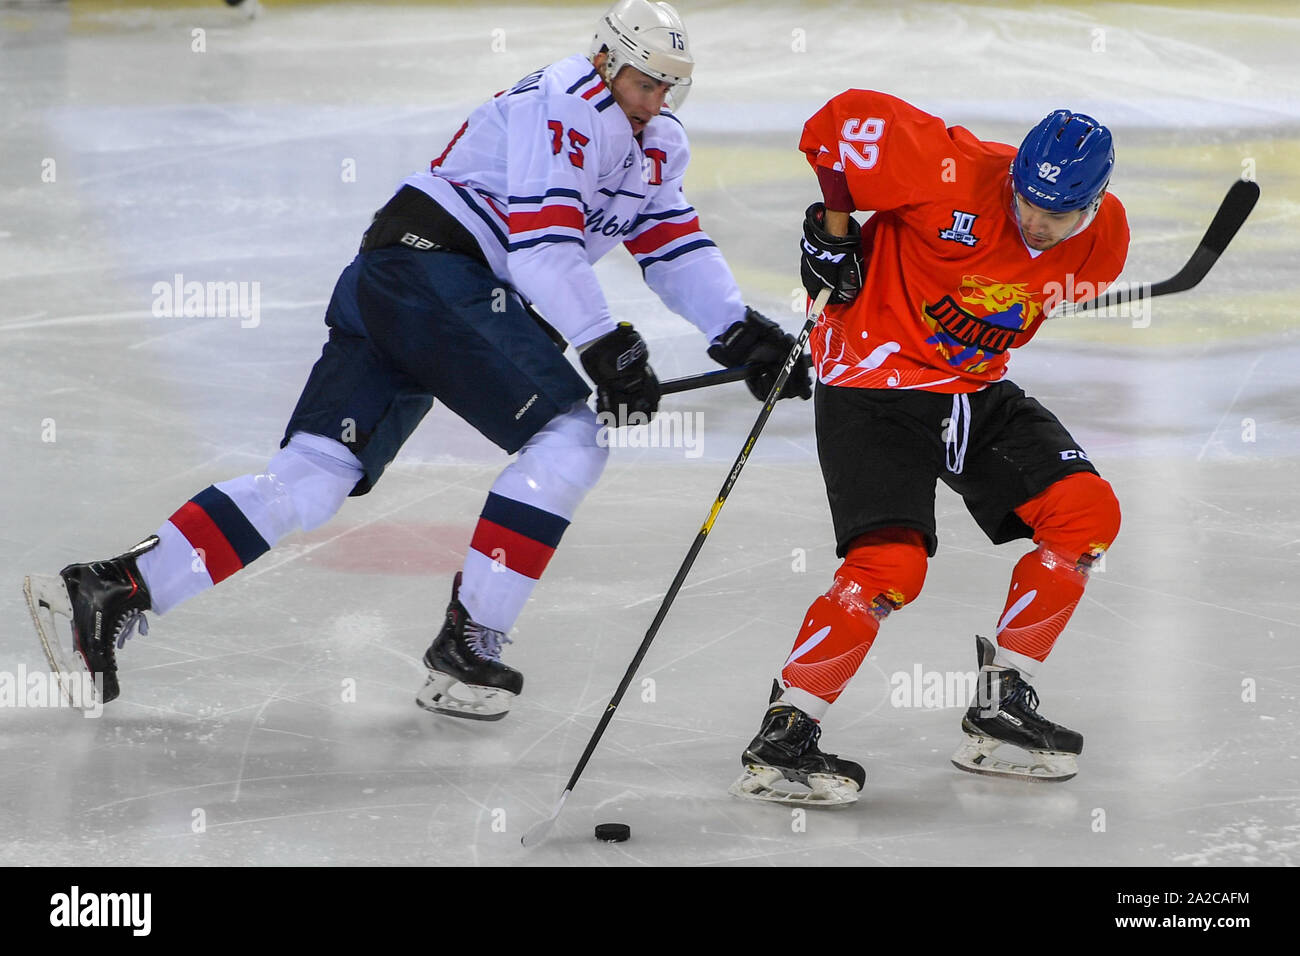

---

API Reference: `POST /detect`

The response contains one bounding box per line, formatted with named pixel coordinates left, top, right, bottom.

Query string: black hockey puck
left=594, top=823, right=630, bottom=843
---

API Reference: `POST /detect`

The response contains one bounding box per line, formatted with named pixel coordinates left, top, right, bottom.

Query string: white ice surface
left=1, top=1, right=1298, bottom=866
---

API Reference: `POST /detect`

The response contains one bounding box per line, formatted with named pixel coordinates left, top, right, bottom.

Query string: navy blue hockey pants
left=282, top=247, right=591, bottom=495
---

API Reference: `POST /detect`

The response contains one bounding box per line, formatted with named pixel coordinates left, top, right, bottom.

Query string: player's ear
left=591, top=49, right=608, bottom=73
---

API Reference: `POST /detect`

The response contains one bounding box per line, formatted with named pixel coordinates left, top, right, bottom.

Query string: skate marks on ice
left=1166, top=798, right=1300, bottom=866
left=1196, top=353, right=1268, bottom=463
left=5, top=451, right=1296, bottom=865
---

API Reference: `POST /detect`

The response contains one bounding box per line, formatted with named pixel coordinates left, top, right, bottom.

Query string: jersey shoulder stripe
left=552, top=57, right=614, bottom=110
left=565, top=67, right=599, bottom=94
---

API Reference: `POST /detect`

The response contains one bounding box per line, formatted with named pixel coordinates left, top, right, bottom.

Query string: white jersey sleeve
left=503, top=78, right=628, bottom=349
left=622, top=113, right=746, bottom=344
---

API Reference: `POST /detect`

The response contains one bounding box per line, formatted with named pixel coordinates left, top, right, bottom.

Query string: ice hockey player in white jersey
left=23, top=0, right=811, bottom=719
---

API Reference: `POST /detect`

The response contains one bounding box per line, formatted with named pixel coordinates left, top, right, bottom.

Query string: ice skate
left=951, top=635, right=1083, bottom=782
left=23, top=537, right=158, bottom=707
left=415, top=572, right=523, bottom=721
left=729, top=686, right=865, bottom=806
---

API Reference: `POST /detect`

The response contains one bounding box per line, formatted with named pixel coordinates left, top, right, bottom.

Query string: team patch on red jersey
left=919, top=274, right=1046, bottom=373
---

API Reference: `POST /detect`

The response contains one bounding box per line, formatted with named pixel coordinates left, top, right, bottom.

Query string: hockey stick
left=660, top=354, right=814, bottom=396
left=520, top=288, right=832, bottom=848
left=1052, top=179, right=1260, bottom=317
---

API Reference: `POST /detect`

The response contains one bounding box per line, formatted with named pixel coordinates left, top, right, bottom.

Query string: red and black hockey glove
left=800, top=202, right=864, bottom=304
left=708, top=307, right=812, bottom=402
left=580, top=322, right=661, bottom=425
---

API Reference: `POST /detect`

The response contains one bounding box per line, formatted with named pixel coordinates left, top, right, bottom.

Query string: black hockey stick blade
left=661, top=353, right=813, bottom=396
left=1151, top=178, right=1260, bottom=296
left=1060, top=178, right=1260, bottom=315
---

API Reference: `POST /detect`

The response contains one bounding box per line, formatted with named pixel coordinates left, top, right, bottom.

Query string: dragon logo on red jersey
left=958, top=275, right=1044, bottom=326
left=921, top=275, right=1044, bottom=373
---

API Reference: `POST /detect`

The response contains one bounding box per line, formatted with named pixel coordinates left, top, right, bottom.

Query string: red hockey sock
left=782, top=592, right=883, bottom=713
left=994, top=546, right=1088, bottom=663
left=996, top=473, right=1121, bottom=667
left=781, top=528, right=927, bottom=715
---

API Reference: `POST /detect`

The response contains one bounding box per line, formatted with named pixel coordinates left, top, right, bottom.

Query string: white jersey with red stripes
left=400, top=54, right=745, bottom=348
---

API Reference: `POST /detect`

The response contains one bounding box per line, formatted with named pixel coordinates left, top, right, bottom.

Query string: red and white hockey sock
left=780, top=585, right=885, bottom=720
left=460, top=493, right=570, bottom=633
left=994, top=473, right=1121, bottom=676
left=779, top=528, right=928, bottom=719
left=993, top=546, right=1089, bottom=676
left=138, top=433, right=362, bottom=614
left=458, top=403, right=606, bottom=633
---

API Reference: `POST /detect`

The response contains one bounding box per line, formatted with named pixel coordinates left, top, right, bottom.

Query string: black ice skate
left=415, top=572, right=523, bottom=721
left=951, top=635, right=1083, bottom=782
left=729, top=684, right=865, bottom=806
left=22, top=537, right=158, bottom=707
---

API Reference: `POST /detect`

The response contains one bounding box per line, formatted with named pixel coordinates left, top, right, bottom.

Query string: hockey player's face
left=1013, top=193, right=1086, bottom=251
left=608, top=65, right=671, bottom=134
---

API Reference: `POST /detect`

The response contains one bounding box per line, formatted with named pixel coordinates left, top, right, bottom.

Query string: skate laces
left=465, top=621, right=511, bottom=662
left=115, top=610, right=149, bottom=650
left=776, top=706, right=820, bottom=753
left=1002, top=676, right=1040, bottom=713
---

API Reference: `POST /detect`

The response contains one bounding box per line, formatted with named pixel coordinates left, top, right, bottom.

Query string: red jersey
left=800, top=91, right=1129, bottom=392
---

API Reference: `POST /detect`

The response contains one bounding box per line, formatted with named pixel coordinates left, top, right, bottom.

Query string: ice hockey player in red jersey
left=23, top=0, right=810, bottom=718
left=731, top=91, right=1130, bottom=804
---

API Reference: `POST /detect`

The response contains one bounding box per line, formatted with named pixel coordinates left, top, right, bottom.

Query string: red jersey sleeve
left=1077, top=193, right=1130, bottom=293
left=1042, top=194, right=1130, bottom=318
left=800, top=91, right=966, bottom=214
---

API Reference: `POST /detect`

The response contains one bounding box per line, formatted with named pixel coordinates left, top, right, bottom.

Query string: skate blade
left=415, top=671, right=513, bottom=722
left=22, top=574, right=99, bottom=711
left=950, top=734, right=1077, bottom=783
left=728, top=765, right=860, bottom=807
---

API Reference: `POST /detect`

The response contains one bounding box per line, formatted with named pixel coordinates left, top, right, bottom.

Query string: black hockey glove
left=800, top=202, right=864, bottom=304
left=707, top=307, right=812, bottom=402
left=580, top=322, right=661, bottom=425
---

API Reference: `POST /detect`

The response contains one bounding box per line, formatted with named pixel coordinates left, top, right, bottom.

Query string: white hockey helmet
left=589, top=0, right=694, bottom=110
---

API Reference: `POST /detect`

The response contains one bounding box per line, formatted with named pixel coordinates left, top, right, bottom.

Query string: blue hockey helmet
left=1012, top=110, right=1113, bottom=212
